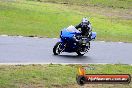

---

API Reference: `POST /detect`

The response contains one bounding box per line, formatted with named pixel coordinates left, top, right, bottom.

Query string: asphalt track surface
left=0, top=36, right=132, bottom=64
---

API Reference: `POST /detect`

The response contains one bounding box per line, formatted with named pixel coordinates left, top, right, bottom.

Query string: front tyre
left=53, top=42, right=63, bottom=55
left=76, top=51, right=85, bottom=56
left=76, top=41, right=90, bottom=56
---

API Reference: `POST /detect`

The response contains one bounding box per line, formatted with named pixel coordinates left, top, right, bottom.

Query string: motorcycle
left=53, top=26, right=96, bottom=56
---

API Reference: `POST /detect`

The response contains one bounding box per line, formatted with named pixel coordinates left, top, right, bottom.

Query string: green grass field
left=0, top=64, right=131, bottom=88
left=33, top=0, right=132, bottom=9
left=0, top=0, right=132, bottom=42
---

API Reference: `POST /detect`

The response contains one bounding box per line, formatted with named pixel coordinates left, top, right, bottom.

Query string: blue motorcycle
left=53, top=26, right=96, bottom=56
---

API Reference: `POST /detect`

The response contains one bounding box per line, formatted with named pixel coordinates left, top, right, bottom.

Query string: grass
left=0, top=0, right=132, bottom=42
left=0, top=64, right=76, bottom=88
left=0, top=64, right=132, bottom=88
left=33, top=0, right=132, bottom=9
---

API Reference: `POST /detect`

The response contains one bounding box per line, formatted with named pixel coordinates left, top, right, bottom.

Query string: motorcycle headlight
left=82, top=39, right=86, bottom=43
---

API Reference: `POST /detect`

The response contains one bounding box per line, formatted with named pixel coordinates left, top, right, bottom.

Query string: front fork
left=82, top=42, right=90, bottom=52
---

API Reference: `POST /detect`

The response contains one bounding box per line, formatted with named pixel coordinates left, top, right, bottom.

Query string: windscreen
left=66, top=26, right=80, bottom=33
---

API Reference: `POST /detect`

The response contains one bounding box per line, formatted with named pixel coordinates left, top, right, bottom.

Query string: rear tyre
left=53, top=42, right=62, bottom=55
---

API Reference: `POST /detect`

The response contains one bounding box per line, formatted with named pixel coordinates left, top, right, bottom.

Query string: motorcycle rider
left=73, top=17, right=92, bottom=47
left=75, top=17, right=92, bottom=37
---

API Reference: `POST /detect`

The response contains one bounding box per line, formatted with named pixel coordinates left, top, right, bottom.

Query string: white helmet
left=82, top=17, right=89, bottom=24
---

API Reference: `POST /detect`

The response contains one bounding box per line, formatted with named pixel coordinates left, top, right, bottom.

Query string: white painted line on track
left=52, top=38, right=58, bottom=39
left=0, top=63, right=116, bottom=65
left=18, top=36, right=24, bottom=38
left=34, top=37, right=39, bottom=39
left=118, top=42, right=123, bottom=44
left=99, top=41, right=105, bottom=43
left=0, top=34, right=8, bottom=37
left=0, top=35, right=131, bottom=44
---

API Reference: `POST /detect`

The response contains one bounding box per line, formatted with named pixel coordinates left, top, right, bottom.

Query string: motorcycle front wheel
left=76, top=41, right=90, bottom=56
left=76, top=51, right=85, bottom=56
left=53, top=42, right=63, bottom=55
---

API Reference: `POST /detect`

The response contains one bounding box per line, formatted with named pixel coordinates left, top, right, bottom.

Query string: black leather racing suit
left=75, top=21, right=91, bottom=36
left=73, top=22, right=92, bottom=50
